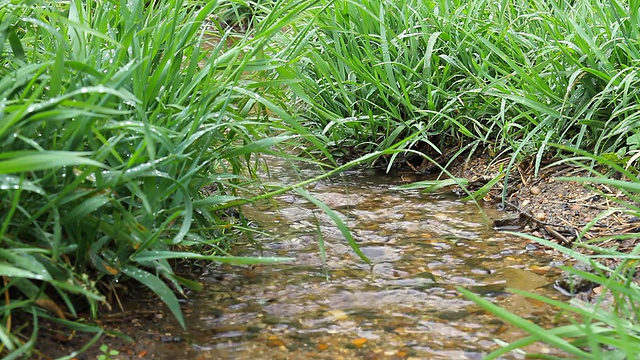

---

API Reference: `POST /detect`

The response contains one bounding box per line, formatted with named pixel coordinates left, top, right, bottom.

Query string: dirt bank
left=445, top=153, right=638, bottom=250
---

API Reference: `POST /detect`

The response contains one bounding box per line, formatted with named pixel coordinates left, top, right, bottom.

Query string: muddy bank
left=410, top=150, right=639, bottom=247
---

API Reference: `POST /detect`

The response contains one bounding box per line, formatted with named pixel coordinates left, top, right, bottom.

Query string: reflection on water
left=153, top=159, right=565, bottom=359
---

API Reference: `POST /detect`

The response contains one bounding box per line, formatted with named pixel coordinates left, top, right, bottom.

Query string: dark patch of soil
left=446, top=153, right=639, bottom=247
left=21, top=284, right=178, bottom=360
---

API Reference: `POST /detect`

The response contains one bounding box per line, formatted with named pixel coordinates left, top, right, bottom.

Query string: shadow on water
left=153, top=158, right=566, bottom=359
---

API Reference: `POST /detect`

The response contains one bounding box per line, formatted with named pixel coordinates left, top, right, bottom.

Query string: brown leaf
left=103, top=264, right=120, bottom=275
left=35, top=297, right=67, bottom=319
left=267, top=336, right=286, bottom=347
left=529, top=265, right=551, bottom=275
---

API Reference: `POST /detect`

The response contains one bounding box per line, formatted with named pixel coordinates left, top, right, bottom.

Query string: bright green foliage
left=291, top=0, right=640, bottom=169
left=279, top=0, right=640, bottom=357
left=2, top=0, right=640, bottom=357
left=97, top=344, right=119, bottom=360
left=0, top=0, right=316, bottom=356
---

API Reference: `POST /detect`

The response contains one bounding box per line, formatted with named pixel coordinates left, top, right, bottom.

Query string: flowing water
left=150, top=159, right=566, bottom=359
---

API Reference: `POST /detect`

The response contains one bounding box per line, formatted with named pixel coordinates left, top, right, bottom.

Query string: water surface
left=153, top=160, right=564, bottom=359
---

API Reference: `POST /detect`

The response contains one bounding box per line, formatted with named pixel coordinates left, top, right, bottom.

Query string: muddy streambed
left=146, top=162, right=567, bottom=359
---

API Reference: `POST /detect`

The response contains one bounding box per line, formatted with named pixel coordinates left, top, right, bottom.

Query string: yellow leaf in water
left=266, top=336, right=286, bottom=347
left=529, top=265, right=551, bottom=275
left=352, top=338, right=368, bottom=347
left=524, top=297, right=545, bottom=307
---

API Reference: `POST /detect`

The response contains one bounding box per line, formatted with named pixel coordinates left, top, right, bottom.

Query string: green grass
left=289, top=0, right=640, bottom=172
left=460, top=227, right=640, bottom=358
left=279, top=0, right=640, bottom=357
left=0, top=0, right=329, bottom=356
left=2, top=0, right=640, bottom=357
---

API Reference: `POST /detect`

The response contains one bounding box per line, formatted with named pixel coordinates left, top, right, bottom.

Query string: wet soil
left=445, top=153, right=639, bottom=246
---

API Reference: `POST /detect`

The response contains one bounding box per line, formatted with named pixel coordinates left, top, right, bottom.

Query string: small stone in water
left=437, top=310, right=469, bottom=320
left=325, top=309, right=348, bottom=321
left=160, top=335, right=182, bottom=343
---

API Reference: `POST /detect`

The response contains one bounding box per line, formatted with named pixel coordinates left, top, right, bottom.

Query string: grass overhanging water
left=0, top=0, right=329, bottom=356
left=1, top=0, right=640, bottom=357
left=289, top=0, right=640, bottom=355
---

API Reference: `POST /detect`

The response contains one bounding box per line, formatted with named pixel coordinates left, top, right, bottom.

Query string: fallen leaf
left=103, top=264, right=120, bottom=275
left=35, top=297, right=67, bottom=319
left=352, top=338, right=368, bottom=347
left=524, top=297, right=545, bottom=307
left=267, top=336, right=286, bottom=347
left=529, top=265, right=551, bottom=275
left=494, top=323, right=509, bottom=335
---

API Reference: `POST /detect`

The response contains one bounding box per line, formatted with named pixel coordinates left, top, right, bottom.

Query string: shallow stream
left=150, top=160, right=566, bottom=359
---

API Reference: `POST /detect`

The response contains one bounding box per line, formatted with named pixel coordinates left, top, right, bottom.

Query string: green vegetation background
left=1, top=0, right=639, bottom=357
